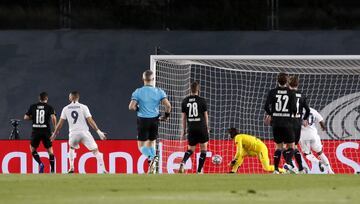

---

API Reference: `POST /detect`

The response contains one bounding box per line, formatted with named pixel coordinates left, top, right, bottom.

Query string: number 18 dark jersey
left=26, top=102, right=55, bottom=133
left=181, top=95, right=208, bottom=131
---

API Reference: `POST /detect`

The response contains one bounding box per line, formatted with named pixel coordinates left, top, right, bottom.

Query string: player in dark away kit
left=264, top=73, right=297, bottom=174
left=24, top=92, right=57, bottom=173
left=179, top=81, right=210, bottom=174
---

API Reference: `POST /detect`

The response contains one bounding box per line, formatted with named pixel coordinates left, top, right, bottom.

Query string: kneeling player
left=179, top=82, right=209, bottom=174
left=227, top=128, right=285, bottom=173
left=300, top=107, right=334, bottom=174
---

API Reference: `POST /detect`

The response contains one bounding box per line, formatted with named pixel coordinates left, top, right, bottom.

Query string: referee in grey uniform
left=129, top=70, right=171, bottom=174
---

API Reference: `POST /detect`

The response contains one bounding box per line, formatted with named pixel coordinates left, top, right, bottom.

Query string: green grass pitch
left=0, top=174, right=359, bottom=204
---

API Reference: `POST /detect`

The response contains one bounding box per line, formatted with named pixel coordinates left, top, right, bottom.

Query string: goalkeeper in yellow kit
left=228, top=128, right=285, bottom=173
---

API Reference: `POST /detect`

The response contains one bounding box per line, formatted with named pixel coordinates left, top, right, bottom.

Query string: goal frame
left=150, top=55, right=360, bottom=174
left=151, top=55, right=360, bottom=77
left=151, top=55, right=360, bottom=68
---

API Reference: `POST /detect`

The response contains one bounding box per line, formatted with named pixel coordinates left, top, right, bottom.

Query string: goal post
left=151, top=55, right=360, bottom=174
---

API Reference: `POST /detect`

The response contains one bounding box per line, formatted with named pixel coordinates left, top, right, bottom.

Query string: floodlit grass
left=0, top=174, right=359, bottom=204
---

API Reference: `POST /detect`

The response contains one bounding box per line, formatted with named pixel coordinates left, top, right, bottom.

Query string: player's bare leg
left=91, top=148, right=107, bottom=174
left=68, top=147, right=76, bottom=173
left=179, top=145, right=195, bottom=173
left=30, top=145, right=44, bottom=173
left=46, top=147, right=55, bottom=173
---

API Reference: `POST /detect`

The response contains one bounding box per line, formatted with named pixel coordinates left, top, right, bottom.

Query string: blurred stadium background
left=2, top=0, right=360, bottom=139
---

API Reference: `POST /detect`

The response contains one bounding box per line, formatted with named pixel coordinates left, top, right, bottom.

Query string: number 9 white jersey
left=60, top=102, right=92, bottom=133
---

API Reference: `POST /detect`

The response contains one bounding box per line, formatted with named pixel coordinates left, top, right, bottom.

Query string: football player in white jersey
left=300, top=107, right=334, bottom=174
left=51, top=91, right=108, bottom=173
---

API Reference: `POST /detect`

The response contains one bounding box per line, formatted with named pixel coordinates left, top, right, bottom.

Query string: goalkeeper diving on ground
left=227, top=128, right=285, bottom=173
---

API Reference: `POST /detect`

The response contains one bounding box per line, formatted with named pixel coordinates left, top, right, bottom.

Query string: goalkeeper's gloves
left=96, top=129, right=107, bottom=140
left=229, top=159, right=237, bottom=167
left=159, top=112, right=170, bottom=121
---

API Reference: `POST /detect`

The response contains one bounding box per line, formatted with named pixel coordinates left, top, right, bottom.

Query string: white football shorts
left=68, top=131, right=98, bottom=151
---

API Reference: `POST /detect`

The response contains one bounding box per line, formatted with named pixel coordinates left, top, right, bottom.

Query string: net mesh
left=153, top=57, right=360, bottom=174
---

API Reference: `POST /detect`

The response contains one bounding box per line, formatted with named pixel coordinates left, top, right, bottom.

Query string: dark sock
left=49, top=154, right=55, bottom=172
left=283, top=149, right=290, bottom=165
left=32, top=151, right=42, bottom=164
left=197, top=150, right=207, bottom=173
left=294, top=149, right=303, bottom=171
left=274, top=149, right=282, bottom=171
left=182, top=150, right=193, bottom=164
left=148, top=157, right=151, bottom=166
left=282, top=150, right=286, bottom=162
left=285, top=148, right=295, bottom=167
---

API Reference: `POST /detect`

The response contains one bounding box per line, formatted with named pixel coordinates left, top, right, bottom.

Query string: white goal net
left=151, top=55, right=360, bottom=174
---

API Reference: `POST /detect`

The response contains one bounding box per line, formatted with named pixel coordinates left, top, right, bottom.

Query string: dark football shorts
left=30, top=131, right=52, bottom=149
left=187, top=128, right=209, bottom=146
left=137, top=117, right=159, bottom=141
left=292, top=118, right=302, bottom=145
left=272, top=125, right=295, bottom=144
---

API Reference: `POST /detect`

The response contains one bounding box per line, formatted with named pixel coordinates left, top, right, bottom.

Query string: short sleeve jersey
left=60, top=101, right=91, bottom=132
left=131, top=85, right=167, bottom=118
left=26, top=102, right=56, bottom=133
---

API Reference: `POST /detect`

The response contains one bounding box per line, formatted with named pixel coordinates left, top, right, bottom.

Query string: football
left=212, top=154, right=222, bottom=164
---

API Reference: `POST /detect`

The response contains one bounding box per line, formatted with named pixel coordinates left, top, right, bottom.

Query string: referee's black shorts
left=30, top=130, right=52, bottom=149
left=187, top=128, right=209, bottom=146
left=137, top=117, right=159, bottom=141
left=272, top=119, right=295, bottom=144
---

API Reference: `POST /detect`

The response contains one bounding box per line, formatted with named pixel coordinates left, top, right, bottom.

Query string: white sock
left=319, top=153, right=329, bottom=166
left=94, top=151, right=106, bottom=172
left=305, top=153, right=319, bottom=163
left=68, top=149, right=76, bottom=170
left=319, top=153, right=334, bottom=173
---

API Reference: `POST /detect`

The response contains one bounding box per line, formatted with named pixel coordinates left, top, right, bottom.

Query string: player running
left=179, top=81, right=209, bottom=174
left=129, top=70, right=171, bottom=174
left=227, top=128, right=285, bottom=173
left=51, top=91, right=108, bottom=174
left=264, top=72, right=297, bottom=174
left=24, top=92, right=57, bottom=173
left=300, top=107, right=334, bottom=174
left=286, top=76, right=310, bottom=174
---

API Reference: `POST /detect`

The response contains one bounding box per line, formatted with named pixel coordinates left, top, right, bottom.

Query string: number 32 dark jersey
left=26, top=102, right=55, bottom=133
left=264, top=87, right=297, bottom=126
left=181, top=95, right=208, bottom=131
